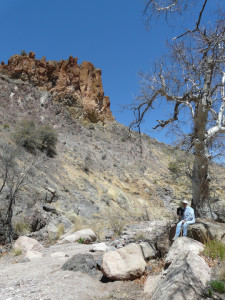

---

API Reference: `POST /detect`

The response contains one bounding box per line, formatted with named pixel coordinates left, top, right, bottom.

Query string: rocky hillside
left=0, top=53, right=225, bottom=242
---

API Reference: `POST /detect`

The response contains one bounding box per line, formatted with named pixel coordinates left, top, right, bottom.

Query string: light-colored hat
left=183, top=200, right=188, bottom=204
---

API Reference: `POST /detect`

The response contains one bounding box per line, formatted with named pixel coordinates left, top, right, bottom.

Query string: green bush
left=13, top=120, right=38, bottom=153
left=168, top=161, right=180, bottom=174
left=204, top=240, right=225, bottom=261
left=13, top=121, right=58, bottom=157
left=38, top=125, right=58, bottom=157
left=210, top=280, right=225, bottom=293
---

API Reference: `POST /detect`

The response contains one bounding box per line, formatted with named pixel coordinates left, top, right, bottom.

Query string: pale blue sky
left=0, top=0, right=218, bottom=143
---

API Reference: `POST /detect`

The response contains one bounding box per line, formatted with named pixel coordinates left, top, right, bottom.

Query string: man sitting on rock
left=173, top=200, right=195, bottom=240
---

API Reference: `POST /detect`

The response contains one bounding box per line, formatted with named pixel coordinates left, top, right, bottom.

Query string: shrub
left=78, top=237, right=84, bottom=244
left=210, top=280, right=225, bottom=293
left=15, top=221, right=31, bottom=235
left=56, top=223, right=65, bottom=239
left=13, top=120, right=38, bottom=153
left=12, top=248, right=22, bottom=256
left=168, top=161, right=180, bottom=174
left=13, top=121, right=58, bottom=157
left=107, top=209, right=126, bottom=236
left=38, top=125, right=58, bottom=157
left=204, top=240, right=225, bottom=261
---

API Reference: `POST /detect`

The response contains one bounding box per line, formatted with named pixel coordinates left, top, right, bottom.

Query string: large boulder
left=165, top=237, right=204, bottom=268
left=145, top=237, right=211, bottom=300
left=151, top=251, right=211, bottom=300
left=188, top=219, right=225, bottom=243
left=60, top=228, right=96, bottom=244
left=13, top=236, right=43, bottom=253
left=101, top=243, right=146, bottom=280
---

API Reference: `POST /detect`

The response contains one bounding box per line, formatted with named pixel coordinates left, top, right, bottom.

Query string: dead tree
left=131, top=15, right=225, bottom=218
left=0, top=142, right=37, bottom=243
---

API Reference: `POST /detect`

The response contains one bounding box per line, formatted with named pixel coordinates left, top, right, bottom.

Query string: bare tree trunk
left=192, top=98, right=212, bottom=218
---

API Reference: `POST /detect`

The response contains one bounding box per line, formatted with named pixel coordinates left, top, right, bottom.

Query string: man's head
left=182, top=200, right=188, bottom=208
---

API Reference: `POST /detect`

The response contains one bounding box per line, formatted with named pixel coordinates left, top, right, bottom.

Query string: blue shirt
left=183, top=206, right=195, bottom=222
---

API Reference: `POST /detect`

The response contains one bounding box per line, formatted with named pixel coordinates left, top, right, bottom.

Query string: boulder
left=165, top=237, right=204, bottom=267
left=101, top=243, right=146, bottom=280
left=25, top=250, right=43, bottom=260
left=188, top=219, right=225, bottom=243
left=151, top=251, right=211, bottom=300
left=89, top=242, right=109, bottom=252
left=61, top=253, right=99, bottom=277
left=13, top=236, right=43, bottom=253
left=140, top=242, right=157, bottom=260
left=61, top=228, right=96, bottom=244
left=170, top=219, right=225, bottom=243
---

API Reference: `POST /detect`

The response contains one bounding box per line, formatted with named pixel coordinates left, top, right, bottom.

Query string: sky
left=0, top=0, right=218, bottom=144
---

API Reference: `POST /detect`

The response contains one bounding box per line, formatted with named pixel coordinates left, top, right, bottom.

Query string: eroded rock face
left=0, top=52, right=114, bottom=123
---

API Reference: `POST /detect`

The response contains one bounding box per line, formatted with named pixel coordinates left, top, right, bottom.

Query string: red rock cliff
left=0, top=52, right=114, bottom=123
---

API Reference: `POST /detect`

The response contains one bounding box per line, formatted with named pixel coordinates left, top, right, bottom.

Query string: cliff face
left=0, top=52, right=114, bottom=123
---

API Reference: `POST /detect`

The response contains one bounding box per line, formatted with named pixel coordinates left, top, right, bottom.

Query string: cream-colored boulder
left=101, top=243, right=146, bottom=280
left=61, top=228, right=96, bottom=244
left=165, top=237, right=204, bottom=267
left=13, top=236, right=43, bottom=253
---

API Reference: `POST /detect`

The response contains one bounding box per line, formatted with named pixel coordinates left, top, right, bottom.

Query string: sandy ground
left=0, top=242, right=147, bottom=300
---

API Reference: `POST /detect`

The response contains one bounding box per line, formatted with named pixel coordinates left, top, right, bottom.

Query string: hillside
left=0, top=53, right=225, bottom=242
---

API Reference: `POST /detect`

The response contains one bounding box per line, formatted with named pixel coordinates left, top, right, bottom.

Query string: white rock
left=101, top=243, right=146, bottom=280
left=13, top=236, right=43, bottom=253
left=25, top=251, right=43, bottom=260
left=90, top=242, right=109, bottom=252
left=51, top=252, right=68, bottom=258
left=165, top=237, right=204, bottom=266
left=140, top=242, right=157, bottom=259
left=61, top=228, right=96, bottom=244
left=152, top=251, right=211, bottom=300
left=144, top=275, right=162, bottom=296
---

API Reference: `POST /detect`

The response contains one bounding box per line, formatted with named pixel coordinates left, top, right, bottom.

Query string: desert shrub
left=78, top=237, right=84, bottom=244
left=168, top=161, right=180, bottom=174
left=38, top=125, right=58, bottom=157
left=107, top=209, right=126, bottom=236
left=2, top=123, right=10, bottom=130
left=210, top=280, right=225, bottom=293
left=204, top=240, right=225, bottom=261
left=13, top=121, right=57, bottom=156
left=15, top=221, right=31, bottom=235
left=56, top=223, right=65, bottom=239
left=12, top=248, right=22, bottom=256
left=13, top=120, right=38, bottom=153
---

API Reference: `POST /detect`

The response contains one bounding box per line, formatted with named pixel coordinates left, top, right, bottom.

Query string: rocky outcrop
left=0, top=52, right=114, bottom=123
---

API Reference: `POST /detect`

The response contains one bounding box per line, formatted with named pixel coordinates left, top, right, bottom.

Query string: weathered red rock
left=0, top=52, right=114, bottom=123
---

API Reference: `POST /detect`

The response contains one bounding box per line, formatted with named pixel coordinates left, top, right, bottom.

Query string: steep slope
left=0, top=54, right=224, bottom=242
